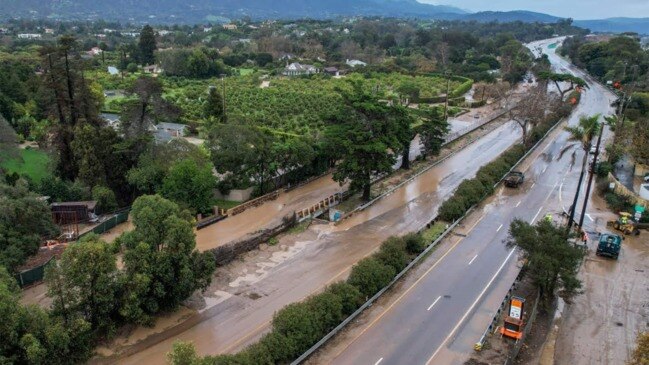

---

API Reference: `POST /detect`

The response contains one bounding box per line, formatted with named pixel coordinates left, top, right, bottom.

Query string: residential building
left=156, top=122, right=187, bottom=138
left=283, top=62, right=319, bottom=76
left=17, top=33, right=41, bottom=39
left=222, top=24, right=238, bottom=30
left=346, top=59, right=367, bottom=67
left=324, top=67, right=340, bottom=76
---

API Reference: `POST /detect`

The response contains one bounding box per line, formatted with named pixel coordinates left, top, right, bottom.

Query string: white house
left=346, top=59, right=367, bottom=68
left=283, top=62, right=319, bottom=76
left=17, top=33, right=42, bottom=39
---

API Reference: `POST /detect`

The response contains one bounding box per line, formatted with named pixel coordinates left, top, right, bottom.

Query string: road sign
left=509, top=296, right=525, bottom=320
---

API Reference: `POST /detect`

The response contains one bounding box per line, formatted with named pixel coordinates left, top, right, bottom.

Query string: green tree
left=138, top=25, right=157, bottom=66
left=0, top=182, right=58, bottom=271
left=161, top=159, right=216, bottom=214
left=507, top=219, right=584, bottom=304
left=418, top=106, right=449, bottom=158
left=128, top=139, right=211, bottom=195
left=92, top=186, right=118, bottom=213
left=203, top=87, right=225, bottom=123
left=324, top=84, right=400, bottom=201
left=537, top=71, right=588, bottom=100
left=347, top=257, right=395, bottom=298
left=117, top=195, right=215, bottom=324
left=46, top=235, right=119, bottom=334
left=0, top=266, right=93, bottom=364
left=207, top=124, right=278, bottom=195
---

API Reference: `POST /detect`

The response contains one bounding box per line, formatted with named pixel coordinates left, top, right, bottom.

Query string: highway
left=323, top=38, right=617, bottom=365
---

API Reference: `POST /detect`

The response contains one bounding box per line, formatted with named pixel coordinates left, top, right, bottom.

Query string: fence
left=607, top=172, right=649, bottom=208
left=226, top=190, right=280, bottom=216
left=14, top=257, right=53, bottom=288
left=78, top=208, right=131, bottom=239
left=207, top=214, right=296, bottom=266
left=295, top=193, right=343, bottom=221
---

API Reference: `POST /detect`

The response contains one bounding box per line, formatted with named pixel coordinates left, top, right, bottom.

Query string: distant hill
left=0, top=0, right=647, bottom=35
left=461, top=10, right=561, bottom=23
left=574, top=18, right=649, bottom=35
left=0, top=0, right=466, bottom=23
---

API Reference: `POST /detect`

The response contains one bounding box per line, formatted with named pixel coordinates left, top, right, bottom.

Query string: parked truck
left=504, top=171, right=525, bottom=188
left=595, top=233, right=622, bottom=259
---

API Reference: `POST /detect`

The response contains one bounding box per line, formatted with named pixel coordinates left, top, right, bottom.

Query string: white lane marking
left=586, top=213, right=594, bottom=222
left=374, top=358, right=384, bottom=365
left=542, top=166, right=548, bottom=173
left=496, top=224, right=503, bottom=232
left=531, top=183, right=536, bottom=189
left=516, top=201, right=521, bottom=207
left=468, top=255, right=478, bottom=265
left=427, top=296, right=442, bottom=311
left=425, top=248, right=517, bottom=364
left=531, top=207, right=543, bottom=223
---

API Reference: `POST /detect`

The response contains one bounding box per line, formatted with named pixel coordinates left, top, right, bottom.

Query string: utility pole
left=567, top=156, right=587, bottom=233
left=577, top=122, right=604, bottom=230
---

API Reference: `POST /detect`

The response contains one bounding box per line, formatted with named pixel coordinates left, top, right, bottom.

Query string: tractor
left=608, top=212, right=640, bottom=236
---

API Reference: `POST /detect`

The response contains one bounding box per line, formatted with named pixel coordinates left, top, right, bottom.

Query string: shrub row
left=199, top=233, right=426, bottom=365
left=449, top=79, right=474, bottom=98
left=437, top=113, right=565, bottom=222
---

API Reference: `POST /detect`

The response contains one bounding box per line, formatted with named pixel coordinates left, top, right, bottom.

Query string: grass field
left=1, top=148, right=51, bottom=182
left=238, top=68, right=255, bottom=76
left=213, top=199, right=241, bottom=210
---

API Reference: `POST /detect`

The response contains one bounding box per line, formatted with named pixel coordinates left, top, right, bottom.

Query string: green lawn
left=213, top=199, right=241, bottom=210
left=421, top=221, right=447, bottom=244
left=1, top=148, right=51, bottom=182
left=238, top=68, right=254, bottom=76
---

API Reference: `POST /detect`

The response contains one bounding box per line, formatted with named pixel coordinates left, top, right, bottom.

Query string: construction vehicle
left=596, top=233, right=622, bottom=259
left=607, top=212, right=640, bottom=236
left=504, top=171, right=525, bottom=188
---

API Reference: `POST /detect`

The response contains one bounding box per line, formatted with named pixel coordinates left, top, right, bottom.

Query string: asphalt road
left=325, top=38, right=617, bottom=365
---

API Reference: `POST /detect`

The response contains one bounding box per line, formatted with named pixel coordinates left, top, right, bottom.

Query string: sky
left=421, top=0, right=649, bottom=19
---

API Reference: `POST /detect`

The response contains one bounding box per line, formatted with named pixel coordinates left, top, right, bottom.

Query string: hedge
left=449, top=79, right=474, bottom=98
left=199, top=235, right=418, bottom=364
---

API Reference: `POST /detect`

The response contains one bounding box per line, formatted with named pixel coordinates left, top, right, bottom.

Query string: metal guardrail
left=292, top=110, right=569, bottom=364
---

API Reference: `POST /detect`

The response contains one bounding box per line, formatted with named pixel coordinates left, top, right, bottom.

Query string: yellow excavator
left=608, top=212, right=640, bottom=236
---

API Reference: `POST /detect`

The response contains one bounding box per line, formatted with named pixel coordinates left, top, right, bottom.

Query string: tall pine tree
left=138, top=25, right=157, bottom=66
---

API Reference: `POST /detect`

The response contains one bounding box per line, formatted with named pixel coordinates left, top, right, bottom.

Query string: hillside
left=0, top=0, right=465, bottom=23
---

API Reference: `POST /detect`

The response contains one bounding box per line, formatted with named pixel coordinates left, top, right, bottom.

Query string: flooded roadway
left=117, top=117, right=524, bottom=364
left=197, top=122, right=473, bottom=251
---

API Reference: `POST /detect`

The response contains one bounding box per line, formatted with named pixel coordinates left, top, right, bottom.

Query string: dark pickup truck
left=504, top=171, right=525, bottom=188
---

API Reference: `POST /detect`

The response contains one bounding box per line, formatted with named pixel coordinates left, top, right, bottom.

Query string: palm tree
left=564, top=114, right=601, bottom=231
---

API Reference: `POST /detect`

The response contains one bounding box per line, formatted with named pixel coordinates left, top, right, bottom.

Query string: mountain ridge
left=0, top=0, right=647, bottom=34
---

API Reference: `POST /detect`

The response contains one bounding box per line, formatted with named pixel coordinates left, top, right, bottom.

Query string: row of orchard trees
left=206, top=80, right=450, bottom=201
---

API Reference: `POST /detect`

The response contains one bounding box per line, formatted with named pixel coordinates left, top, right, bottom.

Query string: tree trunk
left=362, top=182, right=371, bottom=201
left=401, top=141, right=410, bottom=170
left=64, top=51, right=78, bottom=126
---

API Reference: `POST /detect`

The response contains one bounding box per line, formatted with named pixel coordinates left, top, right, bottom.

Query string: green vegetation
left=213, top=199, right=240, bottom=210
left=421, top=222, right=447, bottom=243
left=1, top=148, right=51, bottom=182
left=169, top=232, right=430, bottom=364
left=630, top=332, right=649, bottom=365
left=507, top=219, right=584, bottom=304
left=0, top=182, right=59, bottom=271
